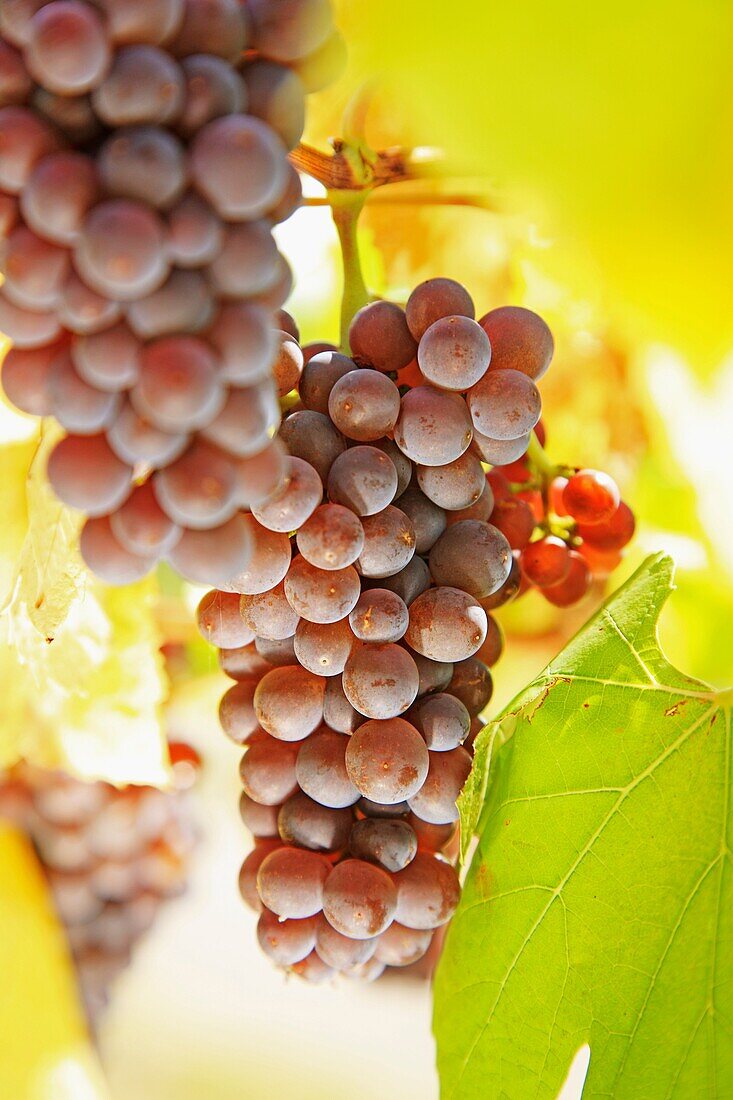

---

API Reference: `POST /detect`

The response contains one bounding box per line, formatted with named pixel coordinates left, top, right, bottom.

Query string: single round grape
left=342, top=643, right=419, bottom=719
left=255, top=635, right=296, bottom=667
left=349, top=589, right=408, bottom=643
left=299, top=350, right=355, bottom=414
left=376, top=555, right=431, bottom=607
left=375, top=922, right=433, bottom=967
left=2, top=225, right=69, bottom=310
left=238, top=839, right=281, bottom=906
left=284, top=557, right=360, bottom=625
left=296, top=728, right=359, bottom=808
left=479, top=305, right=554, bottom=380
left=190, top=114, right=287, bottom=221
left=488, top=497, right=535, bottom=550
left=522, top=536, right=571, bottom=587
left=109, top=480, right=181, bottom=558
left=31, top=86, right=99, bottom=142
left=472, top=429, right=531, bottom=465
left=99, top=125, right=186, bottom=211
left=75, top=200, right=168, bottom=302
left=445, top=482, right=494, bottom=529
left=196, top=589, right=251, bottom=649
left=294, top=618, right=355, bottom=677
left=218, top=641, right=269, bottom=682
left=314, top=914, right=376, bottom=969
left=407, top=813, right=457, bottom=854
left=79, top=516, right=153, bottom=584
left=417, top=451, right=485, bottom=512
left=21, top=152, right=98, bottom=246
left=278, top=792, right=353, bottom=852
left=0, top=333, right=63, bottom=418
left=395, top=488, right=446, bottom=556
left=235, top=439, right=289, bottom=509
left=132, top=336, right=223, bottom=433
left=254, top=666, right=325, bottom=742
left=1, top=343, right=58, bottom=415
left=127, top=268, right=213, bottom=340
left=406, top=587, right=487, bottom=663
left=322, top=858, right=397, bottom=939
left=467, top=367, right=541, bottom=440
left=170, top=0, right=246, bottom=61
left=393, top=852, right=460, bottom=929
left=409, top=692, right=470, bottom=752
left=218, top=680, right=258, bottom=744
left=292, top=27, right=347, bottom=92
left=345, top=717, right=428, bottom=804
left=349, top=818, right=417, bottom=873
left=357, top=506, right=416, bottom=580
left=394, top=386, right=473, bottom=466
left=239, top=737, right=298, bottom=806
left=220, top=515, right=291, bottom=596
left=71, top=325, right=139, bottom=394
left=279, top=411, right=346, bottom=486
left=562, top=469, right=620, bottom=525
left=0, top=289, right=61, bottom=348
left=57, top=274, right=121, bottom=336
left=577, top=500, right=635, bottom=550
left=252, top=457, right=322, bottom=533
left=447, top=657, right=493, bottom=716
left=276, top=309, right=299, bottom=341
left=47, top=350, right=120, bottom=434
left=240, top=581, right=298, bottom=642
left=99, top=0, right=184, bottom=45
left=166, top=514, right=252, bottom=586
left=418, top=315, right=491, bottom=391
left=257, top=908, right=316, bottom=966
left=429, top=520, right=512, bottom=598
left=25, top=2, right=111, bottom=95
left=345, top=956, right=385, bottom=982
left=208, top=220, right=281, bottom=298
left=0, top=105, right=58, bottom=193
left=244, top=59, right=305, bottom=151
left=328, top=368, right=400, bottom=442
left=248, top=0, right=332, bottom=61
left=541, top=550, right=591, bottom=607
left=322, top=677, right=362, bottom=735
left=349, top=301, right=417, bottom=373
left=47, top=433, right=131, bottom=516
left=92, top=44, right=183, bottom=126
left=257, top=846, right=329, bottom=920
left=206, top=302, right=275, bottom=387
left=269, top=329, right=302, bottom=396
left=406, top=278, right=475, bottom=341
left=107, top=400, right=188, bottom=467
left=154, top=440, right=236, bottom=528
left=475, top=614, right=503, bottom=668
left=327, top=446, right=398, bottom=517
left=295, top=506, right=364, bottom=575
left=0, top=39, right=31, bottom=103
left=178, top=52, right=246, bottom=136
left=407, top=746, right=472, bottom=825
left=409, top=651, right=454, bottom=697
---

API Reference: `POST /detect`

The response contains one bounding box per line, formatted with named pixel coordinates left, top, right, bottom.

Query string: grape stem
left=330, top=190, right=370, bottom=352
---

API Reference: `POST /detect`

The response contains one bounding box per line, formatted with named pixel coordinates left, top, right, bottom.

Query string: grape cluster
left=0, top=0, right=343, bottom=588
left=0, top=743, right=199, bottom=1020
left=194, top=280, right=631, bottom=983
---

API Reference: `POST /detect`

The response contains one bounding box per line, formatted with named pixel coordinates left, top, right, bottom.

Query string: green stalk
left=329, top=190, right=370, bottom=353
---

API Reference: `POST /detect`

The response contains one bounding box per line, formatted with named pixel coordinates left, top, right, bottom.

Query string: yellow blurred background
left=2, top=2, right=732, bottom=1098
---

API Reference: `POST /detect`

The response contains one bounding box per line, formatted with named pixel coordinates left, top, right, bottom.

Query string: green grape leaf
left=434, top=553, right=732, bottom=1098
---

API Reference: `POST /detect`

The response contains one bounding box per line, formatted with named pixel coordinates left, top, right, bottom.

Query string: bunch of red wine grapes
left=0, top=0, right=343, bottom=588
left=196, top=280, right=635, bottom=983
left=0, top=742, right=200, bottom=1020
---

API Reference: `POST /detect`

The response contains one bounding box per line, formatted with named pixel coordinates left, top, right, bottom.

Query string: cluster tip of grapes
left=0, top=741, right=200, bottom=1020
left=0, top=0, right=345, bottom=589
left=195, top=279, right=635, bottom=984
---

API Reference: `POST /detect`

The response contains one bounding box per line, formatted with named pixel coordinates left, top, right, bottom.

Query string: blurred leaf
left=0, top=824, right=109, bottom=1099
left=0, top=435, right=169, bottom=786
left=435, top=554, right=732, bottom=1097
